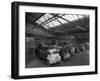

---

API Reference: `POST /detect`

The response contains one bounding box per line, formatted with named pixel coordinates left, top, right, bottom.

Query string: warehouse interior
left=25, top=12, right=89, bottom=68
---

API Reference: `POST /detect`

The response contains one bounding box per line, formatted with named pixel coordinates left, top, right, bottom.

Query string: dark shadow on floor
left=26, top=50, right=89, bottom=68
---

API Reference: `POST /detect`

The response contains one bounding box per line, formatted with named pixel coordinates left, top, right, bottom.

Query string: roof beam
left=82, top=15, right=87, bottom=26
left=40, top=14, right=65, bottom=25
left=39, top=15, right=57, bottom=25
left=57, top=15, right=87, bottom=31
left=26, top=13, right=51, bottom=28
left=43, top=15, right=50, bottom=28
left=76, top=15, right=80, bottom=25
left=57, top=15, right=75, bottom=25
left=51, top=14, right=65, bottom=28
left=76, top=25, right=86, bottom=31
left=72, top=15, right=76, bottom=20
left=67, top=15, right=73, bottom=21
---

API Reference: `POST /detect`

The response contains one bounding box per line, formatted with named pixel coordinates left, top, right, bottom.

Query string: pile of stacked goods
left=47, top=49, right=61, bottom=64
left=35, top=42, right=89, bottom=65
left=35, top=44, right=61, bottom=64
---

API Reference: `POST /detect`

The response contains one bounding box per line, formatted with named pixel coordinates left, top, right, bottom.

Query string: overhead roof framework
left=36, top=13, right=89, bottom=29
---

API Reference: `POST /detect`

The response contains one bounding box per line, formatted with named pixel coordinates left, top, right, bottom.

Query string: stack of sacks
left=47, top=49, right=61, bottom=64
left=47, top=54, right=61, bottom=64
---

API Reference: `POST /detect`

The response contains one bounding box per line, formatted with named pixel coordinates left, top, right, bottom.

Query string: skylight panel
left=68, top=15, right=76, bottom=21
left=43, top=17, right=55, bottom=25
left=62, top=15, right=72, bottom=21
left=44, top=19, right=61, bottom=28
left=46, top=14, right=53, bottom=18
left=36, top=17, right=45, bottom=25
left=40, top=16, right=46, bottom=22
left=47, top=22, right=55, bottom=28
left=72, top=15, right=78, bottom=20
left=57, top=18, right=67, bottom=24
left=36, top=14, right=53, bottom=25
left=44, top=15, right=49, bottom=20
left=52, top=19, right=61, bottom=26
left=36, top=13, right=87, bottom=29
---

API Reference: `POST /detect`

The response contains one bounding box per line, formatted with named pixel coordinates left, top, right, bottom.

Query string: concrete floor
left=26, top=50, right=89, bottom=68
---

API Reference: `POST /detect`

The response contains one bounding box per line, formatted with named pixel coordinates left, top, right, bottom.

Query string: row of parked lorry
left=35, top=43, right=89, bottom=65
